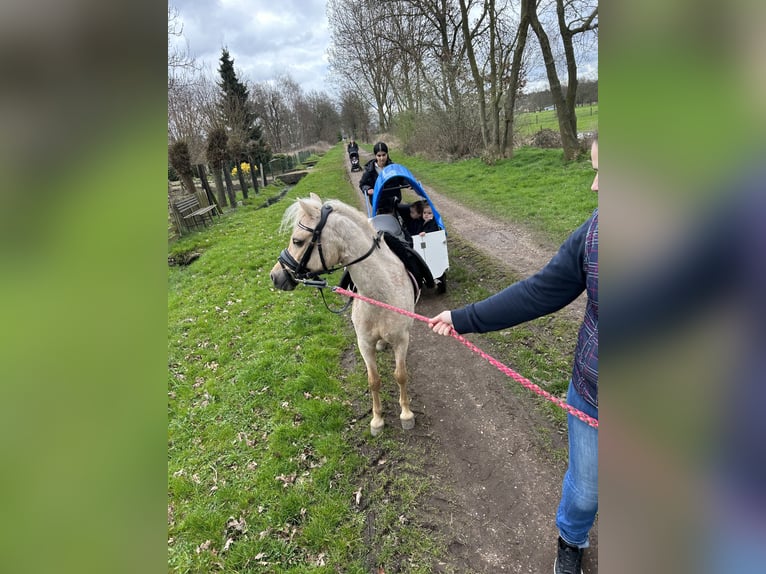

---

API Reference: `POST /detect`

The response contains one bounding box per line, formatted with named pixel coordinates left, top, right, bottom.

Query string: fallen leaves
left=275, top=473, right=297, bottom=487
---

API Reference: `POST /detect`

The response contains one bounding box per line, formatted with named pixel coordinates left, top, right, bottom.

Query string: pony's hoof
left=400, top=416, right=415, bottom=430
left=370, top=423, right=385, bottom=437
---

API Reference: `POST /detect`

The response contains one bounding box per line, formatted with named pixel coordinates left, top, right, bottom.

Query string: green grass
left=515, top=103, right=599, bottom=138
left=169, top=143, right=590, bottom=571
left=169, top=147, right=450, bottom=572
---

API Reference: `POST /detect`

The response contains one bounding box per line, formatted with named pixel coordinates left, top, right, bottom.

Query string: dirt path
left=345, top=152, right=597, bottom=573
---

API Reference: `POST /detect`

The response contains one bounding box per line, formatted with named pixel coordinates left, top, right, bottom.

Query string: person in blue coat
left=429, top=136, right=599, bottom=574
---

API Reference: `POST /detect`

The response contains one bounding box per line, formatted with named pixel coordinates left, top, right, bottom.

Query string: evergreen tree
left=217, top=48, right=270, bottom=191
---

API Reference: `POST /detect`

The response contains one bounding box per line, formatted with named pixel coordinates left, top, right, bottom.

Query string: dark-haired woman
left=359, top=141, right=396, bottom=205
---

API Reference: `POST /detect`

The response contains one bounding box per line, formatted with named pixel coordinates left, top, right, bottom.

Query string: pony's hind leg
left=357, top=338, right=385, bottom=436
left=394, top=341, right=414, bottom=430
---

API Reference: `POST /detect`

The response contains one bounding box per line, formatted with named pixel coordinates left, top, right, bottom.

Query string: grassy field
left=514, top=103, right=599, bottom=139
left=168, top=144, right=594, bottom=572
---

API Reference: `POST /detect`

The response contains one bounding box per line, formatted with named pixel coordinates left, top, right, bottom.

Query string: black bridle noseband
left=277, top=203, right=381, bottom=288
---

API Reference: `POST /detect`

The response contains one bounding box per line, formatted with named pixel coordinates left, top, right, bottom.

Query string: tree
left=340, top=90, right=370, bottom=141
left=228, top=139, right=249, bottom=200
left=502, top=0, right=531, bottom=155
left=327, top=0, right=398, bottom=130
left=217, top=48, right=269, bottom=194
left=526, top=0, right=597, bottom=160
left=305, top=91, right=342, bottom=143
left=168, top=5, right=199, bottom=93
left=206, top=127, right=233, bottom=208
left=168, top=140, right=199, bottom=198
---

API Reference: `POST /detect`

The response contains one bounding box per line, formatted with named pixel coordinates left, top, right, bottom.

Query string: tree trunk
left=458, top=0, right=489, bottom=149
left=212, top=165, right=227, bottom=208
left=169, top=181, right=185, bottom=236
left=180, top=174, right=198, bottom=198
left=502, top=1, right=531, bottom=157
left=261, top=163, right=267, bottom=187
left=248, top=159, right=259, bottom=194
left=237, top=166, right=249, bottom=200
left=196, top=165, right=222, bottom=214
left=196, top=164, right=212, bottom=198
left=223, top=162, right=237, bottom=207
left=527, top=0, right=582, bottom=161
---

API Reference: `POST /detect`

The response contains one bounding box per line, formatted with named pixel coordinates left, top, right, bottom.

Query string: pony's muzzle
left=270, top=261, right=298, bottom=291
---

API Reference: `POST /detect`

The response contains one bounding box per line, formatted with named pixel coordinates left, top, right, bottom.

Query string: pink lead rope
left=332, top=286, right=599, bottom=430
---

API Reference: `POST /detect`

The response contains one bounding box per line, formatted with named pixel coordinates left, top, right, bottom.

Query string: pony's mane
left=280, top=196, right=372, bottom=234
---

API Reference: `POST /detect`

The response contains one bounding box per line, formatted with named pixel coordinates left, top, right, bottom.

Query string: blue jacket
left=451, top=209, right=599, bottom=408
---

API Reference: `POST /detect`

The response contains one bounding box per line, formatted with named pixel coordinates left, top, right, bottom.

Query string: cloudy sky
left=170, top=0, right=597, bottom=97
left=170, top=0, right=334, bottom=95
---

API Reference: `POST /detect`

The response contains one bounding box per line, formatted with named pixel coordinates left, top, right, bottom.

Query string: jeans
left=556, top=380, right=599, bottom=548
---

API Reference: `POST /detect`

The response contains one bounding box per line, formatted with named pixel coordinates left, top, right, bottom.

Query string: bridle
left=277, top=203, right=381, bottom=287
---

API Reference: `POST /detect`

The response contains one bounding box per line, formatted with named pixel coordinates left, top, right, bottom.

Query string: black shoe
left=554, top=536, right=583, bottom=574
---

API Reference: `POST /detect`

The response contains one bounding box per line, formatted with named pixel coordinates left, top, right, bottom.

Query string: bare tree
left=340, top=90, right=371, bottom=141
left=251, top=75, right=307, bottom=151
left=399, top=0, right=466, bottom=111
left=304, top=91, right=342, bottom=144
left=502, top=0, right=532, bottom=155
left=527, top=0, right=598, bottom=160
left=168, top=6, right=199, bottom=93
left=327, top=0, right=398, bottom=130
left=458, top=0, right=526, bottom=156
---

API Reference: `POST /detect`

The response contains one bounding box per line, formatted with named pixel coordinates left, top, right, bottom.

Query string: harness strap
left=279, top=205, right=381, bottom=282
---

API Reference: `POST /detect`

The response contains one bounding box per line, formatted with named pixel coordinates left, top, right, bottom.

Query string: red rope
left=332, top=286, right=599, bottom=430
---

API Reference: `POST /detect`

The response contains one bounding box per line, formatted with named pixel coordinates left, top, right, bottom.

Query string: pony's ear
left=309, top=192, right=322, bottom=203
left=298, top=197, right=321, bottom=219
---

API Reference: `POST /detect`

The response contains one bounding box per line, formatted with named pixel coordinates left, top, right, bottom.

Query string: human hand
left=428, top=311, right=454, bottom=336
left=367, top=188, right=373, bottom=196
left=419, top=231, right=425, bottom=236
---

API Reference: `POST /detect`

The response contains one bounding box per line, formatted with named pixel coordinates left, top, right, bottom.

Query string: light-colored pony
left=270, top=194, right=415, bottom=436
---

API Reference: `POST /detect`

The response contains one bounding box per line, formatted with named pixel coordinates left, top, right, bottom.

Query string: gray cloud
left=172, top=0, right=332, bottom=93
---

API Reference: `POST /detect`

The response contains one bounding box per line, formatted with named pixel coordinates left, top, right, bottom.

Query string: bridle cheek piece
left=278, top=203, right=334, bottom=282
left=277, top=203, right=381, bottom=285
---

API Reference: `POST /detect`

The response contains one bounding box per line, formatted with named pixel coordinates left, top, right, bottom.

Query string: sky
left=169, top=0, right=597, bottom=97
left=170, top=0, right=334, bottom=95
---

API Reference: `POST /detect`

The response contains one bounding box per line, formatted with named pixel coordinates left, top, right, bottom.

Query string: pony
left=270, top=193, right=415, bottom=436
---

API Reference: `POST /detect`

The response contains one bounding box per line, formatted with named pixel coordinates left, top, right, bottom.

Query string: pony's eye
left=292, top=238, right=305, bottom=247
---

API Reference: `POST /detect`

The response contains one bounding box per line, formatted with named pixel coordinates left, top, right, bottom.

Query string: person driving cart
left=360, top=141, right=401, bottom=206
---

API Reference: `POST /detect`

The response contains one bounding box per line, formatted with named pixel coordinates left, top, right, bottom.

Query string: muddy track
left=343, top=151, right=597, bottom=573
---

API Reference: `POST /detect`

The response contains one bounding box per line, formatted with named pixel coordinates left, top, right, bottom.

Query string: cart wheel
left=436, top=273, right=447, bottom=294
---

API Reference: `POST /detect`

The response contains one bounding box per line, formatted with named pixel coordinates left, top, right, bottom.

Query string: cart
left=370, top=164, right=449, bottom=293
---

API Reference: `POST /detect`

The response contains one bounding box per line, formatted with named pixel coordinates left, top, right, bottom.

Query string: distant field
left=515, top=103, right=599, bottom=138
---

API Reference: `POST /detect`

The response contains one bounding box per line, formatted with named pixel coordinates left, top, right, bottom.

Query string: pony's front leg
left=394, top=342, right=414, bottom=430
left=357, top=339, right=384, bottom=436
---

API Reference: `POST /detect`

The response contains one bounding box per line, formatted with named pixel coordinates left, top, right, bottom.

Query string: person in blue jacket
left=429, top=136, right=598, bottom=574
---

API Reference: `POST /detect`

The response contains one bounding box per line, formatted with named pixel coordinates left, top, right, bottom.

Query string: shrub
left=530, top=128, right=562, bottom=149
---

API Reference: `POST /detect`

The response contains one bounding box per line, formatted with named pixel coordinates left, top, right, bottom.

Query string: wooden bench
left=173, top=196, right=219, bottom=231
